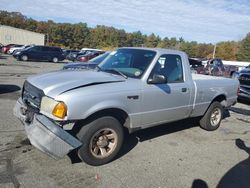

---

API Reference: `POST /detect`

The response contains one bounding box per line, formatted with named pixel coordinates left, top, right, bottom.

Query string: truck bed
left=190, top=73, right=238, bottom=117
left=192, top=73, right=228, bottom=80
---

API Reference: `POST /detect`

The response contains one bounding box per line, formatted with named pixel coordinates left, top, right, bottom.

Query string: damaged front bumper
left=13, top=98, right=82, bottom=159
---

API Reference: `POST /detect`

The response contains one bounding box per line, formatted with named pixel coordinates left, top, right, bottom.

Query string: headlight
left=40, top=96, right=67, bottom=119
left=15, top=51, right=20, bottom=55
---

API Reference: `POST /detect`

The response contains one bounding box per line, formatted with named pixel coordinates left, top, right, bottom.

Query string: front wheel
left=199, top=101, right=223, bottom=131
left=77, top=116, right=124, bottom=166
left=21, top=55, right=28, bottom=61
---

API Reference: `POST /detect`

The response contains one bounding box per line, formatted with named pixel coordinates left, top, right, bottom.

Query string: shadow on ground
left=0, top=84, right=21, bottom=95
left=217, top=138, right=250, bottom=188
left=238, top=98, right=250, bottom=106
left=0, top=56, right=7, bottom=59
left=191, top=179, right=208, bottom=188
left=229, top=106, right=250, bottom=116
left=68, top=108, right=232, bottom=164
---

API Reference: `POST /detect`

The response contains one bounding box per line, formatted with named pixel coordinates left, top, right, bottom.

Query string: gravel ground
left=0, top=54, right=249, bottom=188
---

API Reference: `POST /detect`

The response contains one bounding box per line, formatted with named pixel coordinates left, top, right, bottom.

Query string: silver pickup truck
left=14, top=47, right=239, bottom=166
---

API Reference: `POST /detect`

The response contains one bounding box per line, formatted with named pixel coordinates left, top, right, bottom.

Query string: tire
left=52, top=57, right=59, bottom=63
left=76, top=116, right=124, bottom=166
left=199, top=101, right=223, bottom=131
left=21, top=55, right=28, bottom=61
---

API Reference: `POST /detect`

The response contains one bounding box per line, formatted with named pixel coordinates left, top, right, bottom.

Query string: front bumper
left=13, top=98, right=82, bottom=159
left=238, top=85, right=250, bottom=99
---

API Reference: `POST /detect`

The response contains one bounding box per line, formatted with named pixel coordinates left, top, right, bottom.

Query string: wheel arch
left=211, top=94, right=227, bottom=107
left=201, top=94, right=227, bottom=117
left=72, top=108, right=130, bottom=135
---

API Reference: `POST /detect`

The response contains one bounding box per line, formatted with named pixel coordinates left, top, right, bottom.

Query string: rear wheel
left=21, top=55, right=28, bottom=61
left=200, top=101, right=223, bottom=131
left=77, top=116, right=124, bottom=166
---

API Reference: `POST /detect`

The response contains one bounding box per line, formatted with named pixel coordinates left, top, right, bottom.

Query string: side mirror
left=148, top=74, right=167, bottom=84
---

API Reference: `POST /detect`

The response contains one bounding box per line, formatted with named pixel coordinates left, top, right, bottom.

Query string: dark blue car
left=14, top=45, right=65, bottom=63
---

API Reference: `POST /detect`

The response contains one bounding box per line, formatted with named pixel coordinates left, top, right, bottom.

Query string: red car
left=1, top=44, right=17, bottom=54
left=76, top=51, right=105, bottom=62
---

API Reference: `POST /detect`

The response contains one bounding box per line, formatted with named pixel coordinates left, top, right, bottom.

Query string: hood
left=27, top=70, right=125, bottom=98
left=240, top=67, right=250, bottom=74
left=63, top=62, right=98, bottom=70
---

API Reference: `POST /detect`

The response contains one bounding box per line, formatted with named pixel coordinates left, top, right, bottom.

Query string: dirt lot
left=0, top=54, right=249, bottom=188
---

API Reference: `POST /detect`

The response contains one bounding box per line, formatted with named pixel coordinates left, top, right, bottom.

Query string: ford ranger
left=14, top=48, right=239, bottom=166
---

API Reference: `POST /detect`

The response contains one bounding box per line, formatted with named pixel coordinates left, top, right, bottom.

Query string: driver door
left=141, top=54, right=192, bottom=127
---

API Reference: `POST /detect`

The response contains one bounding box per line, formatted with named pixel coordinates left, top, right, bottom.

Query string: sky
left=1, top=0, right=250, bottom=43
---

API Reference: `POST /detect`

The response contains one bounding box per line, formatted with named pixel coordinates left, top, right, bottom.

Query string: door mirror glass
left=148, top=74, right=167, bottom=84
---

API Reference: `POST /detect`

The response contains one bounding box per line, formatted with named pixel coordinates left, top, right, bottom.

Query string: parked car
left=1, top=44, right=17, bottom=54
left=76, top=51, right=105, bottom=62
left=63, top=51, right=110, bottom=70
left=13, top=45, right=65, bottom=62
left=9, top=44, right=34, bottom=55
left=67, top=48, right=103, bottom=61
left=189, top=58, right=206, bottom=74
left=7, top=44, right=24, bottom=54
left=14, top=48, right=239, bottom=166
left=12, top=45, right=35, bottom=56
left=80, top=48, right=102, bottom=51
left=62, top=49, right=80, bottom=57
left=204, top=58, right=238, bottom=77
left=232, top=65, right=250, bottom=100
left=0, top=43, right=3, bottom=51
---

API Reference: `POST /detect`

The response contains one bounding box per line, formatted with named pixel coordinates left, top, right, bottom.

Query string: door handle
left=181, top=88, right=188, bottom=92
left=127, top=95, right=139, bottom=100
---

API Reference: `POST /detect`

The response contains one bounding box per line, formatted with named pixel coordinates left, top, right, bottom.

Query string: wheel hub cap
left=210, top=108, right=221, bottom=126
left=90, top=128, right=118, bottom=159
left=96, top=136, right=108, bottom=147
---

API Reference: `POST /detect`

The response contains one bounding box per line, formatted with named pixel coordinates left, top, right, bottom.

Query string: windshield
left=89, top=52, right=110, bottom=64
left=98, top=49, right=156, bottom=78
left=23, top=46, right=33, bottom=51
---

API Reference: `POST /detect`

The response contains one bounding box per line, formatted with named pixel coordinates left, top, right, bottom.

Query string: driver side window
left=30, top=46, right=41, bottom=52
left=150, top=54, right=184, bottom=83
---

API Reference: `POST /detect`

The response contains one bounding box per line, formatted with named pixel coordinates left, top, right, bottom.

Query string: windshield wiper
left=102, top=68, right=128, bottom=79
left=95, top=65, right=102, bottom=71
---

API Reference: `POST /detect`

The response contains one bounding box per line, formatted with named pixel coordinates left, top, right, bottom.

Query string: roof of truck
left=119, top=47, right=186, bottom=54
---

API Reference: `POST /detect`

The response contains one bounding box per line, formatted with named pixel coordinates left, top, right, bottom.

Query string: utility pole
left=212, top=44, right=217, bottom=58
left=46, top=33, right=49, bottom=46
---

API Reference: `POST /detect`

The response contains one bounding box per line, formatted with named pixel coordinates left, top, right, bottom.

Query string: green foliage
left=180, top=41, right=198, bottom=57
left=216, top=41, right=238, bottom=60
left=237, top=33, right=250, bottom=61
left=196, top=43, right=214, bottom=58
left=0, top=10, right=247, bottom=61
left=144, top=33, right=160, bottom=47
left=157, top=37, right=179, bottom=49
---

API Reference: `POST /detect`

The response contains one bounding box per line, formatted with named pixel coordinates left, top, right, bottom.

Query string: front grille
left=240, top=85, right=250, bottom=95
left=239, top=74, right=250, bottom=86
left=22, top=81, right=44, bottom=111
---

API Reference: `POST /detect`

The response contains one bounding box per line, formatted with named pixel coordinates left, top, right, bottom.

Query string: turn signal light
left=52, top=102, right=67, bottom=119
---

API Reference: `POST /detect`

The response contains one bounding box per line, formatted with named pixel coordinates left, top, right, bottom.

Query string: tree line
left=1, top=10, right=250, bottom=61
